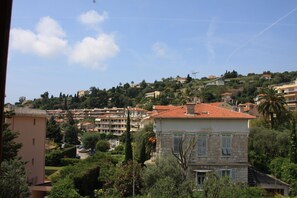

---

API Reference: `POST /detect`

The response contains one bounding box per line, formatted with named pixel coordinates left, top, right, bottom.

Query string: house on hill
left=152, top=103, right=289, bottom=195
left=152, top=103, right=254, bottom=185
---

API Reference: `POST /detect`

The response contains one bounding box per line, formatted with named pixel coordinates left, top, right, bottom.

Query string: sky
left=5, top=0, right=297, bottom=103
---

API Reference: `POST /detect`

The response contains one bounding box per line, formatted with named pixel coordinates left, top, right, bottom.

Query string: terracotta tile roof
left=153, top=105, right=178, bottom=113
left=208, top=102, right=224, bottom=107
left=127, top=107, right=147, bottom=112
left=152, top=103, right=255, bottom=119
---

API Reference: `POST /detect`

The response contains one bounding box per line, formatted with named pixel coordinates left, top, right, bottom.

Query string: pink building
left=5, top=107, right=48, bottom=197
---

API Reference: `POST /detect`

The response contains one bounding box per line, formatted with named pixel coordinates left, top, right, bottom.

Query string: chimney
left=186, top=103, right=196, bottom=115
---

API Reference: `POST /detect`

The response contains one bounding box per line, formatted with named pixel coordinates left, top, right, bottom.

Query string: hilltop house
left=152, top=103, right=254, bottom=185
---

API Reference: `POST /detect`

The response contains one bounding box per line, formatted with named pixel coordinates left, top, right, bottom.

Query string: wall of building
left=8, top=115, right=46, bottom=185
left=154, top=118, right=250, bottom=183
left=154, top=119, right=250, bottom=133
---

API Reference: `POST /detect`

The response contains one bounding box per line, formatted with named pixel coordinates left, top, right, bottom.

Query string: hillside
left=15, top=70, right=297, bottom=110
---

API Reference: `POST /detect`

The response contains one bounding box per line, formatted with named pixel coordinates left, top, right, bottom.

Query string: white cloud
left=69, top=34, right=119, bottom=69
left=152, top=42, right=168, bottom=58
left=79, top=10, right=108, bottom=26
left=11, top=16, right=68, bottom=58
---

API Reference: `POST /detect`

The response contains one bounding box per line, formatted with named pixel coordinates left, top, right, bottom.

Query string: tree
left=249, top=127, right=289, bottom=172
left=66, top=111, right=75, bottom=125
left=134, top=123, right=155, bottom=163
left=142, top=156, right=193, bottom=197
left=202, top=172, right=264, bottom=198
left=82, top=132, right=100, bottom=152
left=2, top=123, right=22, bottom=161
left=46, top=116, right=62, bottom=143
left=290, top=119, right=297, bottom=163
left=124, top=110, right=133, bottom=162
left=114, top=161, right=143, bottom=197
left=186, top=74, right=192, bottom=83
left=64, top=125, right=80, bottom=145
left=172, top=135, right=197, bottom=178
left=257, top=87, right=287, bottom=129
left=18, top=96, right=26, bottom=104
left=0, top=159, right=30, bottom=198
left=139, top=139, right=146, bottom=166
left=96, top=140, right=110, bottom=152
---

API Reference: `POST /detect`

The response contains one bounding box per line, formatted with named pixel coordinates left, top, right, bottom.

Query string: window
left=173, top=135, right=183, bottom=154
left=221, top=169, right=231, bottom=177
left=196, top=172, right=206, bottom=186
left=220, top=169, right=234, bottom=180
left=33, top=118, right=36, bottom=125
left=32, top=158, right=34, bottom=166
left=197, top=135, right=207, bottom=156
left=32, top=138, right=35, bottom=145
left=221, top=135, right=231, bottom=156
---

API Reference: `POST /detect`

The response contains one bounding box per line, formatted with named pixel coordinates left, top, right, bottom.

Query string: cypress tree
left=125, top=110, right=133, bottom=162
left=139, top=138, right=146, bottom=166
left=289, top=119, right=297, bottom=163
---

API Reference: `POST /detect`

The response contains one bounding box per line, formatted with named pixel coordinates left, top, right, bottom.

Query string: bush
left=73, top=165, right=100, bottom=197
left=112, top=144, right=124, bottom=154
left=61, top=158, right=80, bottom=166
left=62, top=146, right=77, bottom=158
left=49, top=177, right=82, bottom=198
left=45, top=146, right=77, bottom=166
left=96, top=140, right=110, bottom=152
left=45, top=150, right=63, bottom=166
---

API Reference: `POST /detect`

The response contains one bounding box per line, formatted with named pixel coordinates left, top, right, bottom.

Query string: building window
left=33, top=118, right=36, bottom=125
left=32, top=138, right=35, bottom=145
left=220, top=169, right=234, bottom=180
left=173, top=135, right=183, bottom=154
left=221, top=135, right=231, bottom=156
left=32, top=158, right=34, bottom=166
left=196, top=172, right=206, bottom=186
left=197, top=135, right=207, bottom=156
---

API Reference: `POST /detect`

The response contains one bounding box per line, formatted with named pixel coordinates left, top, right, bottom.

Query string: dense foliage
left=0, top=159, right=30, bottom=198
left=47, top=116, right=62, bottom=143
left=16, top=71, right=297, bottom=110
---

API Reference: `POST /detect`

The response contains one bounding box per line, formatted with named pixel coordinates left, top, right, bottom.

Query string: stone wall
left=156, top=130, right=249, bottom=183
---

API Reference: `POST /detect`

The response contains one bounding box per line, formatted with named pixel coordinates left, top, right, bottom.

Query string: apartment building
left=5, top=107, right=47, bottom=186
left=274, top=79, right=297, bottom=111
left=95, top=108, right=147, bottom=136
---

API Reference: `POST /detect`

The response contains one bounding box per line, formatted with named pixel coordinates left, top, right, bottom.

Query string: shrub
left=49, top=177, right=82, bottom=198
left=61, top=158, right=80, bottom=166
left=62, top=146, right=77, bottom=158
left=96, top=140, right=110, bottom=152
left=45, top=150, right=63, bottom=166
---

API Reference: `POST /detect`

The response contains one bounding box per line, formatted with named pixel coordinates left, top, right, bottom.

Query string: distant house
left=221, top=92, right=233, bottom=104
left=77, top=90, right=90, bottom=98
left=5, top=106, right=50, bottom=197
left=175, top=77, right=187, bottom=84
left=208, top=75, right=217, bottom=79
left=238, top=103, right=260, bottom=117
left=152, top=103, right=254, bottom=186
left=145, top=91, right=161, bottom=98
left=205, top=78, right=225, bottom=86
left=261, top=74, right=272, bottom=80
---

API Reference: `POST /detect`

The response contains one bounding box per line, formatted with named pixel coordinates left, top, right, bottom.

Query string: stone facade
left=154, top=118, right=250, bottom=184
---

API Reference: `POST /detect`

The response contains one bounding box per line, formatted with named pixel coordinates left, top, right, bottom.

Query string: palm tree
left=257, top=87, right=287, bottom=129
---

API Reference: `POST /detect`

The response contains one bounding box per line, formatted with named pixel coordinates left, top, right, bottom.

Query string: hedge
left=45, top=146, right=77, bottom=166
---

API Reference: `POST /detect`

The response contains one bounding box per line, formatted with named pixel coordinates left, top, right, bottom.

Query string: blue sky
left=6, top=0, right=297, bottom=103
